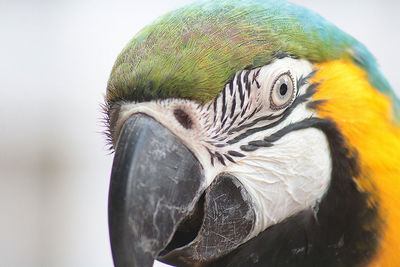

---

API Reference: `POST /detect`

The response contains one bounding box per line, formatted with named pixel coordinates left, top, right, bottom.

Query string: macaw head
left=104, top=0, right=400, bottom=266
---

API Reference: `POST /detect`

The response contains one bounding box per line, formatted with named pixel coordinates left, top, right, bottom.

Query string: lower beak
left=108, top=114, right=206, bottom=267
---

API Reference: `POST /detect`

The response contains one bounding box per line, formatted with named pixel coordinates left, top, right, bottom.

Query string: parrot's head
left=104, top=0, right=400, bottom=266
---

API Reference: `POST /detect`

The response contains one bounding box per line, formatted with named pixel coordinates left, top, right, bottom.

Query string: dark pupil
left=279, top=83, right=288, bottom=96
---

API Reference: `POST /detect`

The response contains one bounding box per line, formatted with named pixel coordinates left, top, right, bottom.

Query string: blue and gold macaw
left=104, top=0, right=400, bottom=266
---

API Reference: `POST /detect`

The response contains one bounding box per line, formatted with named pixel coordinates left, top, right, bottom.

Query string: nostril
left=173, top=108, right=193, bottom=129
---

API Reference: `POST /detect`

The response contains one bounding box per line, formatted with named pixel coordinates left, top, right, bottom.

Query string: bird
left=103, top=0, right=400, bottom=266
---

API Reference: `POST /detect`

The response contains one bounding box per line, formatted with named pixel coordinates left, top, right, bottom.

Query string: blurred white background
left=0, top=0, right=399, bottom=267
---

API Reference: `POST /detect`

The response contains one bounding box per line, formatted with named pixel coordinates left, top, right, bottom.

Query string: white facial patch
left=113, top=57, right=332, bottom=240
left=226, top=127, right=331, bottom=240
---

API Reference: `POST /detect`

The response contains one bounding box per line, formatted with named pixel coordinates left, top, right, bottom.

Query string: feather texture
left=312, top=60, right=400, bottom=266
left=106, top=0, right=399, bottom=120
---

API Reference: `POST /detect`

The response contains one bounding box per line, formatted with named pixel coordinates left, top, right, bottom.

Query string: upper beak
left=108, top=113, right=256, bottom=267
left=108, top=114, right=206, bottom=267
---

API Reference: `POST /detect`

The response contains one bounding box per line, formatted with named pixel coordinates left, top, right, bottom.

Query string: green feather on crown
left=106, top=0, right=398, bottom=118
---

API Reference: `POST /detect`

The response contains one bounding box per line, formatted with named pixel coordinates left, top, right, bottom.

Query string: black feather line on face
left=206, top=147, right=215, bottom=167
left=232, top=113, right=275, bottom=134
left=221, top=86, right=227, bottom=122
left=248, top=140, right=273, bottom=147
left=226, top=89, right=310, bottom=145
left=228, top=77, right=235, bottom=96
left=220, top=116, right=229, bottom=130
left=208, top=118, right=381, bottom=267
left=224, top=154, right=235, bottom=163
left=206, top=102, right=213, bottom=111
left=228, top=150, right=245, bottom=157
left=252, top=68, right=261, bottom=87
left=244, top=70, right=251, bottom=96
left=213, top=143, right=228, bottom=148
left=236, top=71, right=245, bottom=108
left=240, top=144, right=259, bottom=152
left=230, top=94, right=236, bottom=119
left=238, top=116, right=320, bottom=151
left=241, top=102, right=250, bottom=118
left=307, top=99, right=327, bottom=110
left=236, top=107, right=259, bottom=128
left=214, top=151, right=226, bottom=166
left=297, top=69, right=318, bottom=89
left=223, top=72, right=319, bottom=144
left=222, top=113, right=240, bottom=135
left=213, top=95, right=218, bottom=124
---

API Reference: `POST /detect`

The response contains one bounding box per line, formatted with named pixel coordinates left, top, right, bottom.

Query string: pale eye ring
left=270, top=71, right=296, bottom=110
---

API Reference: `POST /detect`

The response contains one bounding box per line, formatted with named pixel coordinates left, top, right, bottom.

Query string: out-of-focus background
left=0, top=0, right=399, bottom=267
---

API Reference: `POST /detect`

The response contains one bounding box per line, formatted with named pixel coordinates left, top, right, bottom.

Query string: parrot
left=103, top=0, right=400, bottom=266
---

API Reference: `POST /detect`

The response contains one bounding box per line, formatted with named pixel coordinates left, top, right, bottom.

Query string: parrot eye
left=270, top=72, right=296, bottom=110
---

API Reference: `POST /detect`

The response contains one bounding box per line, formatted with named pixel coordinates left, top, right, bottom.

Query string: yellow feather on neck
left=311, top=60, right=400, bottom=266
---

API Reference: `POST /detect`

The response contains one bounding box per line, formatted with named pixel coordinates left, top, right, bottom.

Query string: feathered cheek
left=225, top=127, right=332, bottom=239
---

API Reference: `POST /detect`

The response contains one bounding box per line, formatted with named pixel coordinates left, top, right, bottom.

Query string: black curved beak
left=109, top=113, right=257, bottom=267
left=108, top=114, right=206, bottom=267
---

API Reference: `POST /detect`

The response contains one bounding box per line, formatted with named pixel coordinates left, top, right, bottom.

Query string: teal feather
left=106, top=0, right=399, bottom=119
